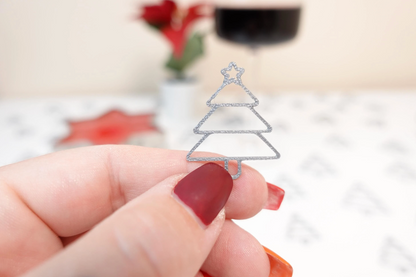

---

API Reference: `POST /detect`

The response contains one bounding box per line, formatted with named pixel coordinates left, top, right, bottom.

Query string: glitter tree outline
left=187, top=62, right=280, bottom=179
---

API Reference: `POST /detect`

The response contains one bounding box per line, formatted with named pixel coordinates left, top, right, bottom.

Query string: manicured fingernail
left=200, top=271, right=211, bottom=277
left=264, top=182, right=285, bottom=210
left=263, top=246, right=293, bottom=277
left=174, top=163, right=233, bottom=225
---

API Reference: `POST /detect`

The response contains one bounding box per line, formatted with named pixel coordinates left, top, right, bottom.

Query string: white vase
left=157, top=78, right=200, bottom=131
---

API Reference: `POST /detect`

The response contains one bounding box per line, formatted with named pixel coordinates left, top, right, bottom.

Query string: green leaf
left=147, top=23, right=164, bottom=30
left=165, top=33, right=204, bottom=76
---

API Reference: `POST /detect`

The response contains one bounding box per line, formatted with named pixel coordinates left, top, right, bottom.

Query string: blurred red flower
left=139, top=0, right=208, bottom=58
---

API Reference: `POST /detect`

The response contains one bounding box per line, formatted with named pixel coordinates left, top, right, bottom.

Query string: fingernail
left=200, top=271, right=212, bottom=277
left=174, top=163, right=233, bottom=225
left=263, top=246, right=293, bottom=277
left=264, top=182, right=285, bottom=211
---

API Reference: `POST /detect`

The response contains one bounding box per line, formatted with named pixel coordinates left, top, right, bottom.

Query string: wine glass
left=213, top=0, right=302, bottom=91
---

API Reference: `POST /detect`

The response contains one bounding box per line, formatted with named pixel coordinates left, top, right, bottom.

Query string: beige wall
left=0, top=0, right=415, bottom=99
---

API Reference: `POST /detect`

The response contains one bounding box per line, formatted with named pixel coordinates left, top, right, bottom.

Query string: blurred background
left=1, top=0, right=416, bottom=277
left=0, top=0, right=416, bottom=97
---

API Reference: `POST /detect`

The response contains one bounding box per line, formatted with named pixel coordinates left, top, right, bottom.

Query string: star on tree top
left=221, top=62, right=245, bottom=85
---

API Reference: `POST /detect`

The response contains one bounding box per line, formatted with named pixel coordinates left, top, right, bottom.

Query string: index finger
left=0, top=145, right=267, bottom=237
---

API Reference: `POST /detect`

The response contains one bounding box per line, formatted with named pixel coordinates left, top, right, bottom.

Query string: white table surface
left=1, top=91, right=416, bottom=277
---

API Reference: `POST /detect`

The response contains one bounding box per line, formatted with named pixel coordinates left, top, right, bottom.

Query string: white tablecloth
left=1, top=91, right=416, bottom=277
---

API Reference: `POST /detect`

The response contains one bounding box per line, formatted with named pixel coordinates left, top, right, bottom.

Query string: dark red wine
left=215, top=7, right=301, bottom=46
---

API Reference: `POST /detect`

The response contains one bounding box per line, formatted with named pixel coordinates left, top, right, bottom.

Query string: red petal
left=183, top=4, right=209, bottom=29
left=161, top=4, right=210, bottom=58
left=162, top=26, right=187, bottom=58
left=140, top=0, right=177, bottom=26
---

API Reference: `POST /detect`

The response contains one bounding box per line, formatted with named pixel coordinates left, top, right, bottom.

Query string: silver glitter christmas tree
left=187, top=62, right=280, bottom=179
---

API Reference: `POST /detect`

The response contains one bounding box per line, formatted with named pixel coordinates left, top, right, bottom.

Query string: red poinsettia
left=137, top=0, right=209, bottom=75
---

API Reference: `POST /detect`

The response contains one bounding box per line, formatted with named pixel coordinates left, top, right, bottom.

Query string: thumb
left=23, top=163, right=233, bottom=277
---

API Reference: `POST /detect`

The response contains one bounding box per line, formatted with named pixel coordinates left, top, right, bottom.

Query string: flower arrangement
left=138, top=0, right=209, bottom=79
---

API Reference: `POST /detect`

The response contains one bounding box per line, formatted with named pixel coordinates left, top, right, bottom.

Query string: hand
left=0, top=145, right=291, bottom=277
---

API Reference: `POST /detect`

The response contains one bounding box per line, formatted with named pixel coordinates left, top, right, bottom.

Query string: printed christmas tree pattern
left=187, top=62, right=280, bottom=179
left=286, top=214, right=320, bottom=244
left=380, top=238, right=416, bottom=273
left=343, top=183, right=386, bottom=216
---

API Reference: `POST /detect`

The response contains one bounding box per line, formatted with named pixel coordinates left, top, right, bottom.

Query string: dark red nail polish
left=174, top=163, right=233, bottom=225
left=264, top=182, right=285, bottom=211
